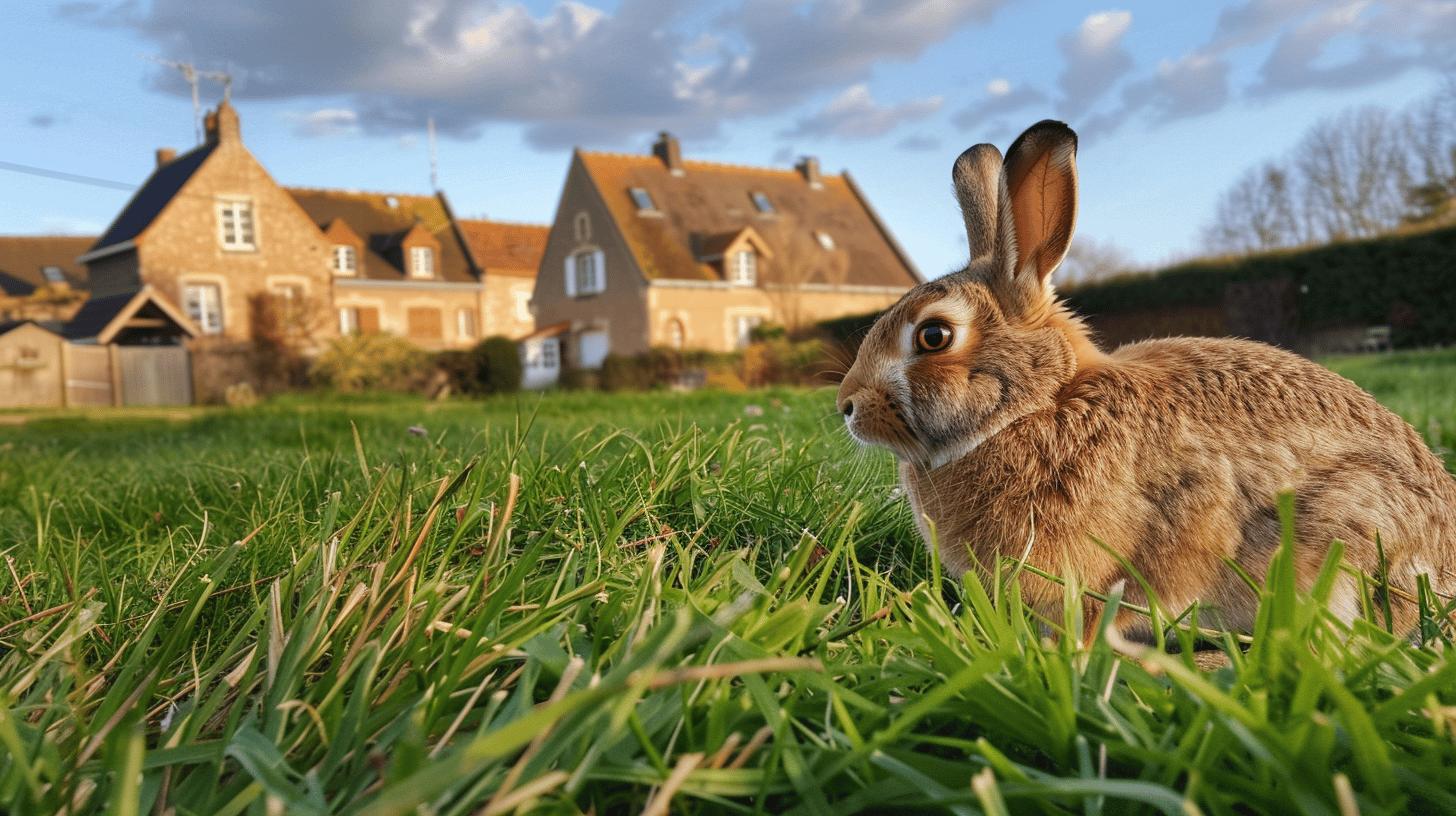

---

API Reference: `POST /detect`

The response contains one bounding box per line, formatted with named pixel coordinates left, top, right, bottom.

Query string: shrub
left=310, top=333, right=428, bottom=393
left=472, top=336, right=523, bottom=394
left=600, top=354, right=656, bottom=391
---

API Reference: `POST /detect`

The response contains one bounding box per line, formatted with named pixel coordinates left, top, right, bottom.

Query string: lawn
left=1, top=351, right=1454, bottom=815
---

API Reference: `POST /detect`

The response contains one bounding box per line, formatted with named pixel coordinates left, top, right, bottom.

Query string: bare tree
left=1203, top=162, right=1311, bottom=254
left=1401, top=77, right=1456, bottom=224
left=1295, top=106, right=1411, bottom=241
left=1058, top=236, right=1137, bottom=286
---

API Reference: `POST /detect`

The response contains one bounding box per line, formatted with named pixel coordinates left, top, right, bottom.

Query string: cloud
left=1248, top=1, right=1426, bottom=96
left=71, top=0, right=1005, bottom=149
left=896, top=133, right=941, bottom=152
left=952, top=78, right=1050, bottom=131
left=781, top=84, right=942, bottom=140
left=28, top=113, right=57, bottom=128
left=1057, top=10, right=1135, bottom=116
left=286, top=108, right=360, bottom=138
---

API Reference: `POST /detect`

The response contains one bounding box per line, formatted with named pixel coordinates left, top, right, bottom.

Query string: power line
left=0, top=160, right=137, bottom=192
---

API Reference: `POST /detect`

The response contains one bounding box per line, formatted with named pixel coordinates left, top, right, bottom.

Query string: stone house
left=78, top=100, right=545, bottom=354
left=530, top=132, right=921, bottom=379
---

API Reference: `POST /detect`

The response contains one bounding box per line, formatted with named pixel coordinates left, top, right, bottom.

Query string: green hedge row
left=1062, top=226, right=1456, bottom=347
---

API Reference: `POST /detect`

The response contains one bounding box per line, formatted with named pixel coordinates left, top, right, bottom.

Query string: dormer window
left=750, top=192, right=775, bottom=214
left=409, top=246, right=435, bottom=279
left=41, top=266, right=65, bottom=285
left=629, top=187, right=656, bottom=212
left=815, top=231, right=835, bottom=251
left=217, top=199, right=256, bottom=250
left=333, top=245, right=357, bottom=275
left=730, top=249, right=757, bottom=286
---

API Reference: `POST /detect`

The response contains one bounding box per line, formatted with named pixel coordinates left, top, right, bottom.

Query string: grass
left=0, top=350, right=1454, bottom=815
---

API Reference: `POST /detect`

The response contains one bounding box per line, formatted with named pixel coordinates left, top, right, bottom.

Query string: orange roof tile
left=456, top=220, right=549, bottom=278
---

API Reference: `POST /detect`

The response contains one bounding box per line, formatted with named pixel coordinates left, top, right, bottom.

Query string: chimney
left=155, top=147, right=177, bottom=166
left=204, top=100, right=241, bottom=145
left=796, top=156, right=822, bottom=189
left=653, top=131, right=683, bottom=175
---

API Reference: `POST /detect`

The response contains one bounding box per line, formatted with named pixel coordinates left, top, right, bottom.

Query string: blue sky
left=2, top=0, right=1450, bottom=278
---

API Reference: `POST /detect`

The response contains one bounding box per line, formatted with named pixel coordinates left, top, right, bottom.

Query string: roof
left=0, top=319, right=64, bottom=338
left=63, top=286, right=198, bottom=343
left=0, top=236, right=95, bottom=295
left=287, top=188, right=477, bottom=283
left=88, top=144, right=215, bottom=256
left=521, top=320, right=570, bottom=341
left=575, top=150, right=920, bottom=287
left=456, top=220, right=549, bottom=278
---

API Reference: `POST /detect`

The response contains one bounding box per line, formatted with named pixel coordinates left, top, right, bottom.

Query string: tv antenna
left=427, top=116, right=439, bottom=191
left=146, top=56, right=234, bottom=143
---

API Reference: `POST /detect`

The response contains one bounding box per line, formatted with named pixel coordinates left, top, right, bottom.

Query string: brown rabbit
left=836, top=120, right=1456, bottom=640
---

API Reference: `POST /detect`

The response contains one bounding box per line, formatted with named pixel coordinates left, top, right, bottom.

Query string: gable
left=288, top=188, right=477, bottom=283
left=577, top=151, right=920, bottom=288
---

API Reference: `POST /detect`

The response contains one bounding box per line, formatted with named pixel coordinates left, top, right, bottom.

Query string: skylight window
left=815, top=231, right=835, bottom=251
left=750, top=192, right=775, bottom=214
left=41, top=265, right=65, bottom=284
left=629, top=187, right=656, bottom=212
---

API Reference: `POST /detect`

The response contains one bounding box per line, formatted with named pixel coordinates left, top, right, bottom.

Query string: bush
left=310, top=333, right=428, bottom=393
left=472, top=336, right=523, bottom=394
left=600, top=354, right=655, bottom=392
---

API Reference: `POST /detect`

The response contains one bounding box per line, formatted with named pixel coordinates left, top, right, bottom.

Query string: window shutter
left=358, top=307, right=380, bottom=334
left=564, top=254, right=577, bottom=297
left=592, top=249, right=606, bottom=292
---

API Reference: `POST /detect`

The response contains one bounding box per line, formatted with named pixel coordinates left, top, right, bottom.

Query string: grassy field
left=1, top=350, right=1455, bottom=814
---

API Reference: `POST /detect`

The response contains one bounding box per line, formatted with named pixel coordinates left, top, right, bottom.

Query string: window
left=733, top=314, right=761, bottom=349
left=407, top=307, right=443, bottom=340
left=629, top=187, right=656, bottom=212
left=525, top=338, right=559, bottom=369
left=569, top=250, right=604, bottom=296
left=409, top=246, right=435, bottom=278
left=573, top=212, right=591, bottom=241
left=271, top=283, right=303, bottom=301
left=667, top=319, right=685, bottom=350
left=217, top=200, right=256, bottom=250
left=750, top=192, right=775, bottom=214
left=333, top=245, right=357, bottom=275
left=729, top=250, right=756, bottom=285
left=456, top=308, right=477, bottom=340
left=513, top=290, right=532, bottom=322
left=339, top=306, right=379, bottom=335
left=815, top=230, right=835, bottom=250
left=540, top=338, right=558, bottom=368
left=579, top=330, right=610, bottom=369
left=41, top=266, right=65, bottom=285
left=183, top=282, right=224, bottom=334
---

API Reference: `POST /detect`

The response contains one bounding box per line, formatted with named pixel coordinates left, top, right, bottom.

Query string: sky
left=1, top=0, right=1451, bottom=279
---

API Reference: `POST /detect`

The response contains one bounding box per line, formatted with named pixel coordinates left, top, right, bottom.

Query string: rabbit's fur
left=837, top=120, right=1456, bottom=638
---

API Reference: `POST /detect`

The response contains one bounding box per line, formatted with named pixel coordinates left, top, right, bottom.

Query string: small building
left=0, top=235, right=93, bottom=323
left=531, top=132, right=921, bottom=376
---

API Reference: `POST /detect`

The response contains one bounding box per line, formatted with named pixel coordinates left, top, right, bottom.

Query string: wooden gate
left=117, top=346, right=192, bottom=406
left=62, top=344, right=114, bottom=407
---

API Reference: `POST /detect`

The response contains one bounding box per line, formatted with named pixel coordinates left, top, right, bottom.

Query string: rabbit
left=836, top=119, right=1456, bottom=641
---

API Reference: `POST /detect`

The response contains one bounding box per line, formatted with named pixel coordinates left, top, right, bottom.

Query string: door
left=578, top=330, right=609, bottom=369
left=118, top=346, right=192, bottom=406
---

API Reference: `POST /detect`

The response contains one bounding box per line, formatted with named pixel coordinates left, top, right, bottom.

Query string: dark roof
left=62, top=291, right=136, bottom=340
left=576, top=150, right=920, bottom=287
left=0, top=235, right=95, bottom=294
left=89, top=144, right=215, bottom=255
left=287, top=188, right=478, bottom=283
left=456, top=220, right=549, bottom=278
left=0, top=319, right=63, bottom=337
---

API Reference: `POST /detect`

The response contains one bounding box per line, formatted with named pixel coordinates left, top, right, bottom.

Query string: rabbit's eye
left=914, top=321, right=953, bottom=353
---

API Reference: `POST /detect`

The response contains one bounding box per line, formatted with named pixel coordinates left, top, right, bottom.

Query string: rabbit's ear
left=1003, top=120, right=1078, bottom=289
left=952, top=143, right=1008, bottom=264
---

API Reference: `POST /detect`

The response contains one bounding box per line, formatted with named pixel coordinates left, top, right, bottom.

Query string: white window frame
left=733, top=314, right=761, bottom=349
left=566, top=249, right=604, bottom=297
left=183, top=281, right=225, bottom=335
left=456, top=307, right=477, bottom=340
left=540, top=337, right=558, bottom=368
left=333, top=245, right=357, bottom=275
left=667, top=318, right=685, bottom=349
left=216, top=198, right=256, bottom=251
left=512, top=289, right=532, bottom=322
left=409, top=246, right=435, bottom=279
left=729, top=249, right=757, bottom=286
left=338, top=307, right=358, bottom=335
